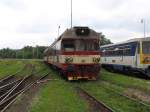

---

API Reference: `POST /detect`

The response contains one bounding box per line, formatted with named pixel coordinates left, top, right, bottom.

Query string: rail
left=76, top=87, right=114, bottom=112
left=0, top=72, right=49, bottom=112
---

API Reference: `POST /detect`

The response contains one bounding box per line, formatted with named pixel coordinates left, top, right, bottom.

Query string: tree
left=98, top=33, right=112, bottom=46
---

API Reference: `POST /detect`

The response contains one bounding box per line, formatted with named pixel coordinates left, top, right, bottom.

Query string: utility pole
left=58, top=26, right=60, bottom=37
left=71, top=0, right=72, bottom=28
left=32, top=47, right=34, bottom=59
left=141, top=19, right=146, bottom=38
left=32, top=42, right=35, bottom=59
left=16, top=50, right=17, bottom=59
left=23, top=48, right=24, bottom=59
left=36, top=45, right=38, bottom=59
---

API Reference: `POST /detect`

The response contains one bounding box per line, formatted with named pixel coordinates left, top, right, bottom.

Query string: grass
left=27, top=60, right=47, bottom=72
left=30, top=70, right=88, bottom=112
left=1, top=60, right=150, bottom=112
left=31, top=67, right=150, bottom=112
left=76, top=81, right=150, bottom=112
left=0, top=60, right=87, bottom=112
left=0, top=60, right=48, bottom=78
left=0, top=60, right=25, bottom=77
left=100, top=69, right=150, bottom=94
left=22, top=60, right=49, bottom=77
left=70, top=68, right=150, bottom=112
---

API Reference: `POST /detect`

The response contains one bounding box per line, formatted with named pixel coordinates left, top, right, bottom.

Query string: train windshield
left=76, top=40, right=99, bottom=51
left=62, top=39, right=99, bottom=51
left=142, top=41, right=150, bottom=54
left=62, top=40, right=75, bottom=51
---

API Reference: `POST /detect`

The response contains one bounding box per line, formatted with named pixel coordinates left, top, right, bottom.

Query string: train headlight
left=93, top=57, right=100, bottom=63
left=65, top=57, right=73, bottom=63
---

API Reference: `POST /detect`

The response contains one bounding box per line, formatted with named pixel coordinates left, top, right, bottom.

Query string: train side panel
left=101, top=39, right=150, bottom=77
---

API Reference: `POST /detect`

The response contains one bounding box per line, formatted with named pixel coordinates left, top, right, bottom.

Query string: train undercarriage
left=102, top=64, right=150, bottom=78
left=48, top=63, right=101, bottom=80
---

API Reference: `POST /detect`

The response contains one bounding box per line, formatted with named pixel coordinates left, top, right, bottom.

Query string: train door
left=134, top=44, right=138, bottom=67
left=135, top=42, right=140, bottom=68
left=120, top=48, right=124, bottom=63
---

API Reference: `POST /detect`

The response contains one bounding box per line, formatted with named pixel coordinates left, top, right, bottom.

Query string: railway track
left=0, top=79, right=21, bottom=98
left=0, top=75, right=15, bottom=87
left=0, top=72, right=49, bottom=112
left=0, top=64, right=35, bottom=98
left=0, top=64, right=30, bottom=87
left=76, top=87, right=114, bottom=112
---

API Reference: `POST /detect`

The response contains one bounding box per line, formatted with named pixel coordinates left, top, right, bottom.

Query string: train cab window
left=142, top=41, right=150, bottom=54
left=62, top=40, right=75, bottom=51
left=76, top=40, right=99, bottom=51
left=86, top=40, right=99, bottom=51
left=76, top=40, right=85, bottom=51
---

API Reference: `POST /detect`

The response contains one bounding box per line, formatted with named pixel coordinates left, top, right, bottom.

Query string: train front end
left=140, top=39, right=150, bottom=76
left=60, top=27, right=101, bottom=80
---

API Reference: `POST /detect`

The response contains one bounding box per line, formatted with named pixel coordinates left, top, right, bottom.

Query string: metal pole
left=32, top=47, right=34, bottom=59
left=141, top=19, right=146, bottom=38
left=16, top=50, right=17, bottom=59
left=58, top=26, right=60, bottom=37
left=71, top=0, right=72, bottom=28
left=23, top=48, right=24, bottom=59
left=144, top=19, right=145, bottom=38
left=36, top=46, right=38, bottom=59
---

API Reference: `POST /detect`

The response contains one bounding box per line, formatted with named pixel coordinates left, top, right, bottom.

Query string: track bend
left=0, top=72, right=49, bottom=112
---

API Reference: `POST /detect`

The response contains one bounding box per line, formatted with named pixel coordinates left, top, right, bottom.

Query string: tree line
left=0, top=46, right=47, bottom=59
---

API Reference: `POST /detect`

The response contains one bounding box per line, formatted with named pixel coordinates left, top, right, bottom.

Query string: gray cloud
left=18, top=23, right=52, bottom=33
left=0, top=0, right=25, bottom=10
left=0, top=0, right=150, bottom=49
left=94, top=0, right=126, bottom=10
left=92, top=18, right=142, bottom=32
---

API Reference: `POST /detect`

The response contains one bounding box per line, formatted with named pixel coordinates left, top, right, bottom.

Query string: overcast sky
left=0, top=0, right=150, bottom=49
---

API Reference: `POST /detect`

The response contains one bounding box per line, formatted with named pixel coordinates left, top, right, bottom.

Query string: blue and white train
left=100, top=37, right=150, bottom=77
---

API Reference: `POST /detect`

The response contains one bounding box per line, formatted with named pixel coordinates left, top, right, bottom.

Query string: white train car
left=100, top=37, right=150, bottom=77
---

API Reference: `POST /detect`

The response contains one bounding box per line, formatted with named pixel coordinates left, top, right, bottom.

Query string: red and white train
left=44, top=26, right=101, bottom=80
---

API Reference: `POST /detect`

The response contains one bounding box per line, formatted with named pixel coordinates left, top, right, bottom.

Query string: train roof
left=50, top=26, right=99, bottom=47
left=60, top=26, right=99, bottom=39
left=101, top=37, right=150, bottom=48
left=44, top=26, right=100, bottom=53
